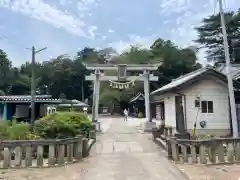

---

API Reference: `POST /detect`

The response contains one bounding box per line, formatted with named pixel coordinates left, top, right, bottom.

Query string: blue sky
left=0, top=0, right=239, bottom=66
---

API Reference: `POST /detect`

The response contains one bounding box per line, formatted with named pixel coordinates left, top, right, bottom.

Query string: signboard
left=118, top=64, right=127, bottom=81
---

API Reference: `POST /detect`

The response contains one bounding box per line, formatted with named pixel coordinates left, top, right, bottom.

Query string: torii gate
left=85, top=64, right=159, bottom=131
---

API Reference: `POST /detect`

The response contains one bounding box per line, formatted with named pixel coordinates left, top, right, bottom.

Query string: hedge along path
left=0, top=131, right=96, bottom=169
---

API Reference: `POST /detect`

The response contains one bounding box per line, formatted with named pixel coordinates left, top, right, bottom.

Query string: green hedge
left=0, top=112, right=93, bottom=140
left=33, top=112, right=93, bottom=139
left=0, top=121, right=40, bottom=140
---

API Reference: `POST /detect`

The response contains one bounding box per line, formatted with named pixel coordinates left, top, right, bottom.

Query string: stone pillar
left=144, top=70, right=151, bottom=122
left=95, top=69, right=100, bottom=122
left=92, top=69, right=101, bottom=131
left=141, top=70, right=156, bottom=132
left=91, top=76, right=96, bottom=122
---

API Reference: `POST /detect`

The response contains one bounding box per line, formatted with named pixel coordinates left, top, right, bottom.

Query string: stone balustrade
left=152, top=125, right=173, bottom=140
left=168, top=137, right=240, bottom=164
left=0, top=134, right=93, bottom=169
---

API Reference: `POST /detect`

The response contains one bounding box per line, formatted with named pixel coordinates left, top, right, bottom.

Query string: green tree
left=0, top=49, right=13, bottom=93
left=195, top=11, right=240, bottom=64
left=150, top=38, right=201, bottom=88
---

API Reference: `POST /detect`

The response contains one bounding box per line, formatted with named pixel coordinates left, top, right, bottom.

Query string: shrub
left=34, top=112, right=93, bottom=139
left=7, top=121, right=30, bottom=140
left=0, top=121, right=39, bottom=140
left=0, top=121, right=10, bottom=139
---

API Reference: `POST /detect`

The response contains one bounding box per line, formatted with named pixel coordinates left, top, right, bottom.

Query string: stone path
left=0, top=117, right=188, bottom=180
left=81, top=117, right=189, bottom=180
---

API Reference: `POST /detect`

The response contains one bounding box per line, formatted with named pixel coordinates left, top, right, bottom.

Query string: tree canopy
left=1, top=32, right=205, bottom=115
left=195, top=10, right=240, bottom=65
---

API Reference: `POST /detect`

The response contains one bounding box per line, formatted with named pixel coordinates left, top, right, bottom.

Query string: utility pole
left=30, top=46, right=47, bottom=127
left=219, top=0, right=239, bottom=137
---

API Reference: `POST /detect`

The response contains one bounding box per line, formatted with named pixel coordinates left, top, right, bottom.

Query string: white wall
left=164, top=94, right=176, bottom=128
left=180, top=77, right=230, bottom=135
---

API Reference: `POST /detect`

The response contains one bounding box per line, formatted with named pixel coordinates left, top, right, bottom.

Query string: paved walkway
left=0, top=117, right=188, bottom=180
left=84, top=117, right=188, bottom=180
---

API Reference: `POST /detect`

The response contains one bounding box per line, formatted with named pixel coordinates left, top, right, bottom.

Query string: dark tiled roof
left=0, top=95, right=62, bottom=103
left=129, top=93, right=144, bottom=103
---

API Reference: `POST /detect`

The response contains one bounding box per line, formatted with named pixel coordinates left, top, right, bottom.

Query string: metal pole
left=30, top=46, right=36, bottom=127
left=219, top=0, right=238, bottom=137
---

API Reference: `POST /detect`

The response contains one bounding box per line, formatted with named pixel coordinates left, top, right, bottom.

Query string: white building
left=150, top=67, right=240, bottom=137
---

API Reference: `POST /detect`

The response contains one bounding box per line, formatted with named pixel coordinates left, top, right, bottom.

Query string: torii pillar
left=85, top=64, right=159, bottom=132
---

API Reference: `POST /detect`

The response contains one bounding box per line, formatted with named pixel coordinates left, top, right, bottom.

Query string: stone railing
left=152, top=125, right=173, bottom=140
left=0, top=134, right=95, bottom=169
left=167, top=137, right=240, bottom=164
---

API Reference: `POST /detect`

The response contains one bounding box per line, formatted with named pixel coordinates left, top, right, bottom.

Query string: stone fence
left=0, top=133, right=96, bottom=169
left=152, top=125, right=173, bottom=141
left=168, top=137, right=240, bottom=165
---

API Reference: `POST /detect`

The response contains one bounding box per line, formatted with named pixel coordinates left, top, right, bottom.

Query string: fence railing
left=168, top=137, right=240, bottom=164
left=152, top=125, right=173, bottom=140
left=0, top=134, right=94, bottom=169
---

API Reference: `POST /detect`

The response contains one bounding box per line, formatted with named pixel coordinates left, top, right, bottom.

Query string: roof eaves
left=150, top=67, right=221, bottom=96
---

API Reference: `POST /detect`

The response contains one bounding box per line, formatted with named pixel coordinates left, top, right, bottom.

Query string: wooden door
left=175, top=96, right=185, bottom=133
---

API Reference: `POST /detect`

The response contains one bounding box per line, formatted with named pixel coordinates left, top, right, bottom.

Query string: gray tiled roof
left=0, top=95, right=61, bottom=103
left=129, top=93, right=144, bottom=103
left=150, top=67, right=225, bottom=96
left=215, top=64, right=240, bottom=79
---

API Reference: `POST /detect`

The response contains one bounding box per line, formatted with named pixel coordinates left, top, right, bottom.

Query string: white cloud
left=108, top=29, right=114, bottom=33
left=0, top=0, right=88, bottom=37
left=109, top=35, right=156, bottom=53
left=77, top=0, right=101, bottom=11
left=88, top=25, right=98, bottom=38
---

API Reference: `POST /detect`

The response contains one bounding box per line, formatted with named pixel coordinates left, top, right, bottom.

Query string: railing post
left=82, top=138, right=89, bottom=158
left=74, top=136, right=83, bottom=160
left=170, top=137, right=179, bottom=161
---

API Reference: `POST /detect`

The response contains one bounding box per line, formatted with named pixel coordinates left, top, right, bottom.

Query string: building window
left=201, top=101, right=213, bottom=113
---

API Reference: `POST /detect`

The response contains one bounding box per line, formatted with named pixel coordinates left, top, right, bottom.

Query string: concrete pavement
left=83, top=117, right=189, bottom=180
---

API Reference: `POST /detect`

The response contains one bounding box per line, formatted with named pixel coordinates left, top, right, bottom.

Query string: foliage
left=0, top=121, right=40, bottom=140
left=34, top=112, right=93, bottom=139
left=195, top=10, right=240, bottom=65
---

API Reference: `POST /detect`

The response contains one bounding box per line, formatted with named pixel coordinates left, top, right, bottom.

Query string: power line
left=0, top=35, right=31, bottom=52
